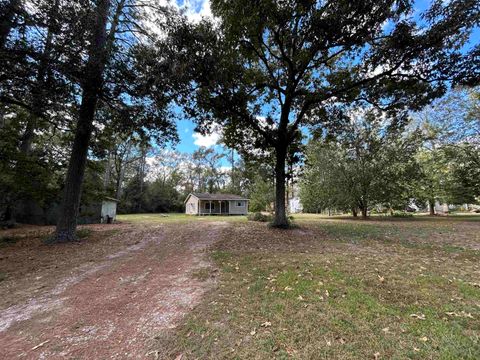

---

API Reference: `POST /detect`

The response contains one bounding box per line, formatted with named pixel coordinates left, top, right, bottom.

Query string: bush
left=391, top=212, right=414, bottom=218
left=247, top=212, right=272, bottom=222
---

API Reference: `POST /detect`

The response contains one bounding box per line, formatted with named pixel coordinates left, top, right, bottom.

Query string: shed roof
left=186, top=193, right=248, bottom=202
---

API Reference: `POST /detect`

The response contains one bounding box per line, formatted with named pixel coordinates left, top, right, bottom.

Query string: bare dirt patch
left=0, top=221, right=228, bottom=359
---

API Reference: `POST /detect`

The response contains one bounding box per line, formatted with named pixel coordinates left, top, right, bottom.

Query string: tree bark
left=103, top=151, right=112, bottom=190
left=352, top=208, right=358, bottom=217
left=19, top=0, right=59, bottom=154
left=54, top=0, right=111, bottom=242
left=272, top=145, right=288, bottom=227
left=428, top=199, right=435, bottom=216
left=360, top=205, right=368, bottom=219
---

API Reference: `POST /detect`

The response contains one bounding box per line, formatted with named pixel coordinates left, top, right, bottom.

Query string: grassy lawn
left=148, top=214, right=480, bottom=359
left=117, top=213, right=248, bottom=224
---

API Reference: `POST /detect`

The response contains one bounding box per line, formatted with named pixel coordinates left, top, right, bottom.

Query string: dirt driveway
left=0, top=221, right=227, bottom=359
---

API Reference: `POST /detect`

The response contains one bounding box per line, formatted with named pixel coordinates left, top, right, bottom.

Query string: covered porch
left=198, top=200, right=230, bottom=215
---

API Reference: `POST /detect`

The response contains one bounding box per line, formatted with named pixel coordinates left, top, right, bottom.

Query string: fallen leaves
left=410, top=313, right=426, bottom=320
left=31, top=340, right=50, bottom=351
left=445, top=311, right=474, bottom=319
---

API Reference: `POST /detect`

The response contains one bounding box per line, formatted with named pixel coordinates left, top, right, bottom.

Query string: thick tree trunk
left=272, top=145, right=288, bottom=227
left=352, top=208, right=358, bottom=217
left=428, top=200, right=435, bottom=216
left=54, top=0, right=111, bottom=242
left=0, top=0, right=21, bottom=49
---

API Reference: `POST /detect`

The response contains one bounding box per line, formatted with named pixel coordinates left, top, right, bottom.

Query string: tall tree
left=301, top=109, right=422, bottom=218
left=179, top=0, right=479, bottom=227
left=54, top=0, right=113, bottom=241
left=53, top=0, right=185, bottom=240
left=413, top=87, right=480, bottom=210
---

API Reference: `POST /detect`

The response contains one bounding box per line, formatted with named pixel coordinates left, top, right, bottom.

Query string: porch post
left=220, top=201, right=222, bottom=214
left=209, top=200, right=212, bottom=214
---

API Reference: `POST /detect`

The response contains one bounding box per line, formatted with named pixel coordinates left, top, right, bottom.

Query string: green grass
left=165, top=252, right=480, bottom=359
left=117, top=213, right=248, bottom=224
left=156, top=215, right=480, bottom=359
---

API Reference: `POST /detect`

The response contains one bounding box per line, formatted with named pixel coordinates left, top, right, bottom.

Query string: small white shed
left=289, top=197, right=303, bottom=213
left=101, top=197, right=119, bottom=223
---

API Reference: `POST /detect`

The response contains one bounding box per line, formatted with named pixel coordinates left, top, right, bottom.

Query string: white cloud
left=140, top=0, right=215, bottom=42
left=180, top=0, right=213, bottom=23
left=192, top=131, right=221, bottom=147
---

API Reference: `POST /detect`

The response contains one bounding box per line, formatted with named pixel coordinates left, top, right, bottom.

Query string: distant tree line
left=0, top=0, right=479, bottom=238
left=300, top=87, right=480, bottom=217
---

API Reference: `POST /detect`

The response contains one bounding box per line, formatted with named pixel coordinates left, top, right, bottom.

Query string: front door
left=221, top=201, right=229, bottom=214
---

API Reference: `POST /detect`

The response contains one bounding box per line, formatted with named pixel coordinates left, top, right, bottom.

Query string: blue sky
left=166, top=0, right=479, bottom=164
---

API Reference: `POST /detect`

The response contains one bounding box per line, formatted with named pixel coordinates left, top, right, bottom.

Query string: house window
left=236, top=201, right=244, bottom=207
left=205, top=202, right=215, bottom=210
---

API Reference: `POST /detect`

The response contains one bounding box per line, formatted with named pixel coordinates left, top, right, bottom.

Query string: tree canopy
left=173, top=0, right=480, bottom=226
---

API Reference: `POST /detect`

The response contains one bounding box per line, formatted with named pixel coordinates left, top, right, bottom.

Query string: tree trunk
left=19, top=0, right=58, bottom=154
left=230, top=147, right=235, bottom=191
left=0, top=0, right=21, bottom=49
left=428, top=200, right=435, bottom=216
left=361, top=205, right=368, bottom=219
left=103, top=151, right=112, bottom=190
left=53, top=0, right=111, bottom=242
left=116, top=159, right=126, bottom=199
left=352, top=208, right=358, bottom=217
left=272, top=145, right=288, bottom=227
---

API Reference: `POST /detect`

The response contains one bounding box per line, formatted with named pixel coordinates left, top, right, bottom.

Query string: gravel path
left=0, top=221, right=227, bottom=359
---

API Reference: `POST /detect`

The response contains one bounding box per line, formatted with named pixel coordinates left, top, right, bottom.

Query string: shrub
left=391, top=212, right=414, bottom=218
left=247, top=212, right=272, bottom=222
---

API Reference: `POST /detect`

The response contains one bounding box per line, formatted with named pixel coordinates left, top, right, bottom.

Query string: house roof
left=185, top=193, right=249, bottom=203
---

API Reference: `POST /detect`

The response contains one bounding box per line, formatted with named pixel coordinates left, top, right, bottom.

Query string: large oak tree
left=180, top=0, right=479, bottom=227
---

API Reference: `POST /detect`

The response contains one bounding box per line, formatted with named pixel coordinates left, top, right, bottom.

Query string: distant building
left=14, top=197, right=119, bottom=225
left=184, top=193, right=249, bottom=215
left=289, top=197, right=303, bottom=213
left=101, top=197, right=119, bottom=223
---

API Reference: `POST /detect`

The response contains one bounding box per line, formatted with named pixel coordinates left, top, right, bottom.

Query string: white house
left=184, top=193, right=249, bottom=215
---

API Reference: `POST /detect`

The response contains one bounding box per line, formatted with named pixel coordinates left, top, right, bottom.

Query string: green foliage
left=443, top=144, right=480, bottom=204
left=300, top=109, right=423, bottom=216
left=391, top=212, right=414, bottom=218
left=75, top=228, right=92, bottom=239
left=413, top=87, right=480, bottom=208
left=247, top=212, right=272, bottom=222
left=248, top=174, right=275, bottom=213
